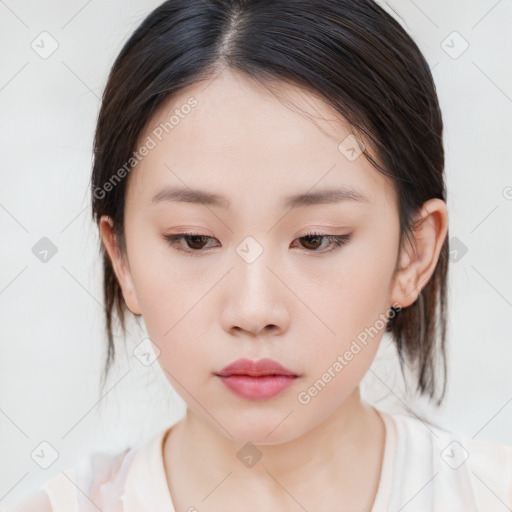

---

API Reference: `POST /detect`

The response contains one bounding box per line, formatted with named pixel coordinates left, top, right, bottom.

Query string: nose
left=219, top=247, right=291, bottom=338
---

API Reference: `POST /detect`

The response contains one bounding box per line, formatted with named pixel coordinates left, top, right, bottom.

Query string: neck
left=163, top=388, right=386, bottom=511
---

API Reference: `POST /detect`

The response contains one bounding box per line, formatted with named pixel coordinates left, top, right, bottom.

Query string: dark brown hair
left=91, top=0, right=449, bottom=406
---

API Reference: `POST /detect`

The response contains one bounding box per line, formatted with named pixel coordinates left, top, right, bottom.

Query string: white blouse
left=7, top=409, right=512, bottom=511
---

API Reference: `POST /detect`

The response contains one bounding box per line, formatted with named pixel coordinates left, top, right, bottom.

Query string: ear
left=390, top=198, right=448, bottom=309
left=99, top=215, right=142, bottom=316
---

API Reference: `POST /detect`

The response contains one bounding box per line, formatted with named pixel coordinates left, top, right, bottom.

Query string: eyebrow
left=150, top=185, right=370, bottom=209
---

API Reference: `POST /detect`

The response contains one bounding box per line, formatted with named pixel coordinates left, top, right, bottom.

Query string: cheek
left=301, top=224, right=398, bottom=378
left=125, top=236, right=217, bottom=376
left=323, top=236, right=396, bottom=324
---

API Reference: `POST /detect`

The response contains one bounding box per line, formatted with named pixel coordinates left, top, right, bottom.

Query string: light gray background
left=1, top=0, right=511, bottom=508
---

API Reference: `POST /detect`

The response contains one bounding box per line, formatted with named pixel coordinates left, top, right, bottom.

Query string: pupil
left=304, top=235, right=321, bottom=249
left=189, top=236, right=206, bottom=249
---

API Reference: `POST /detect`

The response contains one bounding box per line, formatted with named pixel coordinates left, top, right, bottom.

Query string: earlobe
left=98, top=216, right=142, bottom=316
left=390, top=198, right=448, bottom=309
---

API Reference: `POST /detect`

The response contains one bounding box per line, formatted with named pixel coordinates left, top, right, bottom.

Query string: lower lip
left=216, top=374, right=297, bottom=400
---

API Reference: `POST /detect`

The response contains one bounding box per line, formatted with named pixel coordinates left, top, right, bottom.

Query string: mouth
left=214, top=358, right=299, bottom=400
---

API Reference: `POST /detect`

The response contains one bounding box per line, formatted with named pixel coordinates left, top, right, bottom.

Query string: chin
left=216, top=412, right=304, bottom=446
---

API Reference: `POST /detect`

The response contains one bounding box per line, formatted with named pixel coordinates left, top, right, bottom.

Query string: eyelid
left=163, top=230, right=352, bottom=255
left=294, top=230, right=352, bottom=252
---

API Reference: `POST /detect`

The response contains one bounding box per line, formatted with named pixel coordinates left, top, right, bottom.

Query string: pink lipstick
left=214, top=358, right=299, bottom=400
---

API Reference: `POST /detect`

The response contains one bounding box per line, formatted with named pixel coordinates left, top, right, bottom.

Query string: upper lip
left=215, top=358, right=298, bottom=377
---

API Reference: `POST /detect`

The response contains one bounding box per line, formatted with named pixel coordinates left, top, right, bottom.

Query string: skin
left=99, top=68, right=448, bottom=511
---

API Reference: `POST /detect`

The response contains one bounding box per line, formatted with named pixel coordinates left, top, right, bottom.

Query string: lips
left=215, top=358, right=298, bottom=378
left=214, top=358, right=299, bottom=400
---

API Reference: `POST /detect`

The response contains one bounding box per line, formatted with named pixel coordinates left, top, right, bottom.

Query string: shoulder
left=4, top=447, right=137, bottom=512
left=4, top=489, right=52, bottom=512
left=388, top=411, right=512, bottom=511
left=457, top=433, right=512, bottom=506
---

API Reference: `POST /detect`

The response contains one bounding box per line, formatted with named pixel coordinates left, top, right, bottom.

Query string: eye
left=163, top=230, right=352, bottom=255
left=291, top=230, right=352, bottom=253
left=163, top=233, right=218, bottom=255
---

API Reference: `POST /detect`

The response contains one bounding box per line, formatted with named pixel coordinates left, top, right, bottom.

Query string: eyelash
left=163, top=230, right=352, bottom=256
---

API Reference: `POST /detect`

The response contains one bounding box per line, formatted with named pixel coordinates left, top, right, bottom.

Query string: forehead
left=126, top=68, right=396, bottom=212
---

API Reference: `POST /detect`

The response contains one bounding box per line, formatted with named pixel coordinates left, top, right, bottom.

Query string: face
left=100, top=68, right=428, bottom=444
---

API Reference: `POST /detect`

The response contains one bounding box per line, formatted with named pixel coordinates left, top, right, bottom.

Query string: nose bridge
left=221, top=234, right=289, bottom=334
left=233, top=233, right=280, bottom=301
